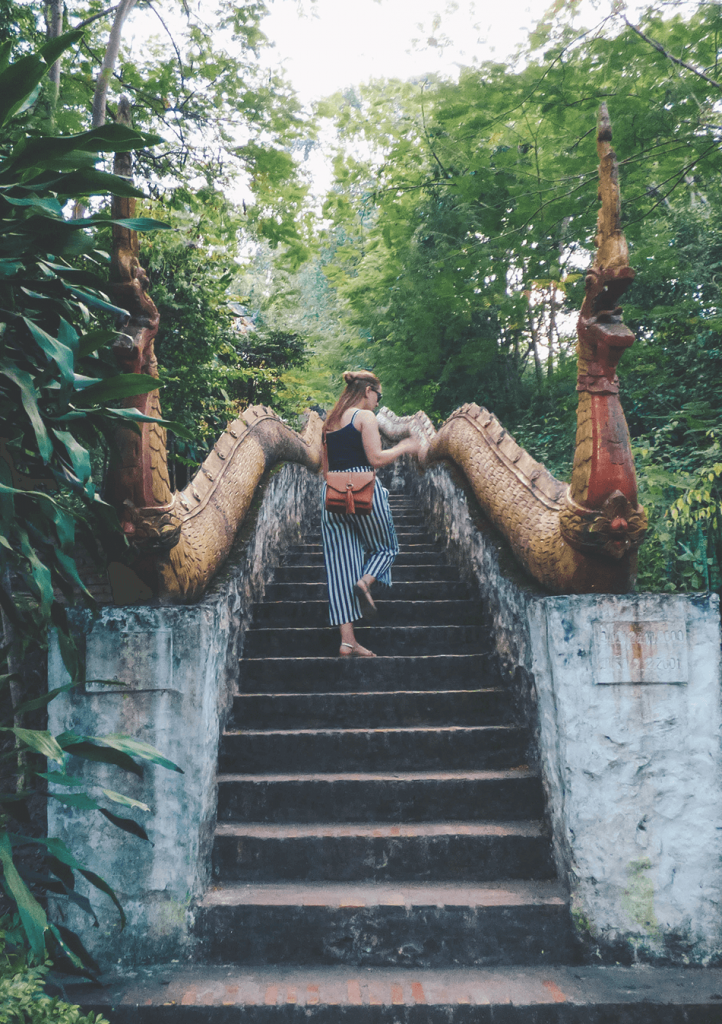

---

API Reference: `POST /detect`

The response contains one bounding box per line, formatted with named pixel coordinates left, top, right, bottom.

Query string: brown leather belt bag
left=324, top=470, right=375, bottom=515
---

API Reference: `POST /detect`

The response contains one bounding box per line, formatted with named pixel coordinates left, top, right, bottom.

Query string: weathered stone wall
left=393, top=457, right=722, bottom=965
left=47, top=463, right=322, bottom=965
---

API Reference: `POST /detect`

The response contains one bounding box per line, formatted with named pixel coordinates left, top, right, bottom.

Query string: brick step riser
left=74, top=1003, right=722, bottom=1023
left=219, top=728, right=528, bottom=774
left=274, top=566, right=458, bottom=584
left=75, top=999, right=716, bottom=1024
left=228, top=691, right=513, bottom=730
left=217, top=777, right=543, bottom=824
left=243, top=627, right=486, bottom=659
left=195, top=904, right=577, bottom=967
left=264, top=582, right=472, bottom=602
left=240, top=655, right=496, bottom=692
left=288, top=544, right=442, bottom=554
left=282, top=552, right=447, bottom=566
left=252, top=601, right=484, bottom=628
left=211, top=834, right=556, bottom=883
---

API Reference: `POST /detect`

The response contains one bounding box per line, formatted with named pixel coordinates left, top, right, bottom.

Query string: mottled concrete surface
left=529, top=593, right=722, bottom=965
left=393, top=459, right=722, bottom=965
left=47, top=463, right=321, bottom=965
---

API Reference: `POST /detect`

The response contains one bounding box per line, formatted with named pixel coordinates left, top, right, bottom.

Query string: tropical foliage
left=0, top=32, right=182, bottom=970
left=0, top=919, right=108, bottom=1022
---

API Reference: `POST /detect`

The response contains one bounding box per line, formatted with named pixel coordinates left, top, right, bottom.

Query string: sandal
left=354, top=579, right=377, bottom=621
left=340, top=642, right=376, bottom=658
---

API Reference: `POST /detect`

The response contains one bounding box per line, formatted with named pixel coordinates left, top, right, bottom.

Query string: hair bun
left=342, top=371, right=357, bottom=384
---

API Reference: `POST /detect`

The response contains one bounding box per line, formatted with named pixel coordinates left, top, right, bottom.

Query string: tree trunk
left=1, top=568, right=27, bottom=791
left=527, top=309, right=544, bottom=390
left=92, top=0, right=138, bottom=128
left=547, top=283, right=557, bottom=379
left=44, top=0, right=64, bottom=126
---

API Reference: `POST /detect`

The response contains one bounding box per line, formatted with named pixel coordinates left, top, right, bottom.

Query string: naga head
left=577, top=104, right=635, bottom=388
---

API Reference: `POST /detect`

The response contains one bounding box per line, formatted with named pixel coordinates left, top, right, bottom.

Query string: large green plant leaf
left=93, top=735, right=183, bottom=774
left=0, top=30, right=83, bottom=127
left=77, top=374, right=162, bottom=404
left=0, top=833, right=47, bottom=956
left=0, top=360, right=52, bottom=461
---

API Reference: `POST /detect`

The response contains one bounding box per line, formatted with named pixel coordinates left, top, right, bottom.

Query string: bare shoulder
left=355, top=409, right=378, bottom=430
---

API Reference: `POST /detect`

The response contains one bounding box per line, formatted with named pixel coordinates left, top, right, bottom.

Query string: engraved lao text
left=592, top=620, right=688, bottom=684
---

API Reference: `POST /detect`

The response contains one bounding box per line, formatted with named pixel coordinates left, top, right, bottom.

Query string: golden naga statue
left=105, top=103, right=646, bottom=603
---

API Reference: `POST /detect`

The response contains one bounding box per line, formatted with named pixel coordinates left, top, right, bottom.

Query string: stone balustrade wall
left=48, top=463, right=322, bottom=965
left=387, top=457, right=722, bottom=966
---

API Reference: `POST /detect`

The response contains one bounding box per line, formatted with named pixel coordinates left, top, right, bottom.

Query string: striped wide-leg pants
left=321, top=470, right=400, bottom=626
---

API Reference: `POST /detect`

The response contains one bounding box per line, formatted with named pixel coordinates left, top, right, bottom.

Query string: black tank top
left=325, top=411, right=371, bottom=470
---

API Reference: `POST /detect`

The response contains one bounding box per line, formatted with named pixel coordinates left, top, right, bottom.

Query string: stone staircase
left=75, top=492, right=722, bottom=1020
left=195, top=493, right=574, bottom=968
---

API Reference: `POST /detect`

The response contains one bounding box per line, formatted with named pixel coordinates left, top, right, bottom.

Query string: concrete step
left=288, top=542, right=442, bottom=555
left=240, top=654, right=496, bottom=692
left=264, top=581, right=472, bottom=602
left=303, top=533, right=437, bottom=548
left=219, top=724, right=528, bottom=774
left=251, top=599, right=483, bottom=627
left=227, top=689, right=513, bottom=730
left=282, top=550, right=448, bottom=566
left=274, top=565, right=459, bottom=584
left=66, top=963, right=722, bottom=1022
left=211, top=820, right=555, bottom=883
left=216, top=769, right=543, bottom=823
left=243, top=625, right=486, bottom=658
left=194, top=880, right=575, bottom=966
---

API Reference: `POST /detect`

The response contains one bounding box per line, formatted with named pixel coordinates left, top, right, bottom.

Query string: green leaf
left=38, top=28, right=85, bottom=68
left=52, top=429, right=92, bottom=488
left=13, top=82, right=42, bottom=117
left=51, top=169, right=146, bottom=199
left=6, top=727, right=65, bottom=762
left=0, top=833, right=47, bottom=956
left=103, top=406, right=194, bottom=440
left=48, top=791, right=98, bottom=810
left=101, top=790, right=150, bottom=813
left=22, top=317, right=75, bottom=383
left=77, top=374, right=162, bottom=404
left=13, top=684, right=77, bottom=717
left=58, top=737, right=143, bottom=778
left=77, top=329, right=119, bottom=358
left=98, top=808, right=151, bottom=843
left=95, top=735, right=183, bottom=774
left=36, top=771, right=85, bottom=787
left=108, top=217, right=171, bottom=231
left=0, top=40, right=11, bottom=74
left=79, top=868, right=126, bottom=927
left=66, top=287, right=128, bottom=317
left=0, top=360, right=52, bottom=462
left=0, top=259, right=22, bottom=277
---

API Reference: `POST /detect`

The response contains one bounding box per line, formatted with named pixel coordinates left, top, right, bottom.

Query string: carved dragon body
left=106, top=104, right=646, bottom=603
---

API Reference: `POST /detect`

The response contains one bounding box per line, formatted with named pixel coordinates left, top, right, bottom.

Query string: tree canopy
left=298, top=1, right=722, bottom=593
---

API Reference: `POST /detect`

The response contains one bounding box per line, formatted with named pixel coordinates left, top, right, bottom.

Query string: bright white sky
left=261, top=0, right=547, bottom=106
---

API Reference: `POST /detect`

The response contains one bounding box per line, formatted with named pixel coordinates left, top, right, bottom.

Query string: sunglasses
left=371, top=388, right=383, bottom=400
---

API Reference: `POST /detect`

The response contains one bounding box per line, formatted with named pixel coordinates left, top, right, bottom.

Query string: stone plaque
left=85, top=630, right=174, bottom=692
left=592, top=620, right=688, bottom=684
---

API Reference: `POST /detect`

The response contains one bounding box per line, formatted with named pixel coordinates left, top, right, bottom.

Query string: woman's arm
left=356, top=410, right=421, bottom=468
